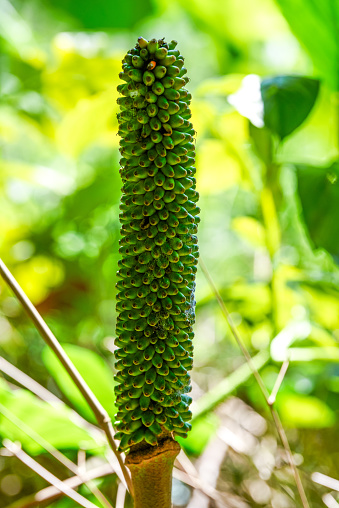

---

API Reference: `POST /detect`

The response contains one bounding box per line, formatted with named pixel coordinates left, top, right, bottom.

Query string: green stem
left=260, top=138, right=281, bottom=336
left=126, top=439, right=180, bottom=508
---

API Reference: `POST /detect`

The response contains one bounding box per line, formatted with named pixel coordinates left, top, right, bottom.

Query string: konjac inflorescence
left=114, top=37, right=199, bottom=452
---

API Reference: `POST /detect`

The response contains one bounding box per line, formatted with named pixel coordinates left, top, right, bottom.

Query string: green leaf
left=296, top=161, right=339, bottom=261
left=176, top=414, right=219, bottom=455
left=42, top=344, right=117, bottom=424
left=276, top=392, right=336, bottom=428
left=275, top=0, right=339, bottom=90
left=0, top=380, right=99, bottom=454
left=261, top=76, right=320, bottom=139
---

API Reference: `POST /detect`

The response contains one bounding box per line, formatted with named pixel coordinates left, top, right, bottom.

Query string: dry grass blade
left=116, top=481, right=127, bottom=508
left=322, top=493, right=339, bottom=508
left=186, top=436, right=228, bottom=508
left=172, top=467, right=226, bottom=505
left=192, top=351, right=269, bottom=421
left=199, top=257, right=310, bottom=508
left=0, top=403, right=114, bottom=508
left=0, top=359, right=127, bottom=486
left=0, top=258, right=132, bottom=493
left=3, top=440, right=100, bottom=508
left=5, top=462, right=114, bottom=508
left=312, top=472, right=339, bottom=492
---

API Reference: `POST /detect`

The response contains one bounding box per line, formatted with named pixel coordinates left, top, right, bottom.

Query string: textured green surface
left=114, top=38, right=199, bottom=451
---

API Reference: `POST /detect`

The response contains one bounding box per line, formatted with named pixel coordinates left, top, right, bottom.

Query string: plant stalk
left=126, top=438, right=180, bottom=508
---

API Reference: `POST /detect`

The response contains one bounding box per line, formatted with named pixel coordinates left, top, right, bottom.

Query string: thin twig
left=199, top=257, right=310, bottom=508
left=3, top=440, right=99, bottom=508
left=322, top=494, right=339, bottom=508
left=192, top=350, right=269, bottom=421
left=268, top=359, right=289, bottom=405
left=0, top=356, right=101, bottom=436
left=0, top=402, right=79, bottom=472
left=186, top=436, right=228, bottom=508
left=77, top=450, right=114, bottom=508
left=0, top=360, right=127, bottom=486
left=0, top=403, right=114, bottom=508
left=0, top=258, right=132, bottom=493
left=4, top=461, right=114, bottom=508
left=116, top=481, right=127, bottom=508
left=172, top=468, right=224, bottom=504
left=175, top=450, right=228, bottom=505
left=199, top=258, right=270, bottom=400
left=312, top=472, right=339, bottom=492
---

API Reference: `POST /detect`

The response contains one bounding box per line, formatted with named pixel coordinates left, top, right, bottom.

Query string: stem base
left=126, top=438, right=180, bottom=508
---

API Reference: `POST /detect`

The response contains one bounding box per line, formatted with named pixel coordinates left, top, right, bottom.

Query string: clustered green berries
left=114, top=37, right=199, bottom=452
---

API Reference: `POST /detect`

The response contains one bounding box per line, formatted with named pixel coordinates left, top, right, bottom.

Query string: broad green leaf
left=42, top=344, right=117, bottom=424
left=261, top=76, right=320, bottom=139
left=296, top=161, right=339, bottom=261
left=276, top=393, right=336, bottom=428
left=0, top=380, right=99, bottom=454
left=176, top=414, right=219, bottom=455
left=275, top=0, right=339, bottom=90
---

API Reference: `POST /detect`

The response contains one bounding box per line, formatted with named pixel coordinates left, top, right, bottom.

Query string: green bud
left=157, top=96, right=169, bottom=109
left=145, top=91, right=158, bottom=103
left=147, top=38, right=159, bottom=54
left=157, top=109, right=170, bottom=123
left=161, top=76, right=175, bottom=88
left=138, top=37, right=148, bottom=49
left=128, top=68, right=143, bottom=82
left=140, top=48, right=149, bottom=60
left=152, top=81, right=165, bottom=95
left=166, top=65, right=181, bottom=77
left=164, top=88, right=180, bottom=101
left=132, top=55, right=144, bottom=69
left=144, top=428, right=157, bottom=446
left=143, top=71, right=155, bottom=86
left=150, top=117, right=162, bottom=130
left=154, top=65, right=167, bottom=79
left=146, top=103, right=158, bottom=117
left=158, top=54, right=176, bottom=66
left=155, top=47, right=168, bottom=59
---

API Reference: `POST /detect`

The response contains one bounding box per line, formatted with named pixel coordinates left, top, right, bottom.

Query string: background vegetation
left=1, top=0, right=339, bottom=506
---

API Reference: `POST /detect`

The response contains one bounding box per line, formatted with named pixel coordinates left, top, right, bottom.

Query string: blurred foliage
left=1, top=0, right=339, bottom=506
